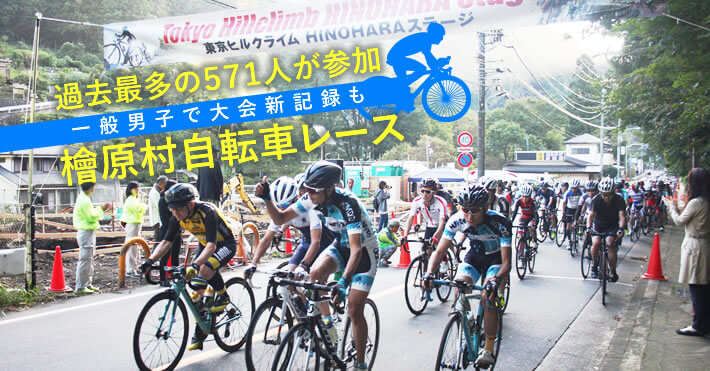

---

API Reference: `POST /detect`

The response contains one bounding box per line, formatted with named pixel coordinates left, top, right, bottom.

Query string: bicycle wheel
left=133, top=292, right=188, bottom=371
left=527, top=244, right=537, bottom=273
left=271, top=323, right=321, bottom=371
left=500, top=276, right=510, bottom=314
left=536, top=220, right=547, bottom=242
left=600, top=249, right=607, bottom=306
left=213, top=277, right=255, bottom=352
left=434, top=313, right=463, bottom=371
left=421, top=76, right=472, bottom=122
left=515, top=237, right=527, bottom=280
left=555, top=222, right=566, bottom=247
left=569, top=229, right=578, bottom=258
left=436, top=251, right=454, bottom=302
left=641, top=215, right=651, bottom=235
left=404, top=256, right=429, bottom=315
left=341, top=298, right=380, bottom=370
left=103, top=44, right=122, bottom=69
left=580, top=237, right=592, bottom=279
left=246, top=297, right=294, bottom=371
left=479, top=308, right=503, bottom=371
left=357, top=104, right=398, bottom=121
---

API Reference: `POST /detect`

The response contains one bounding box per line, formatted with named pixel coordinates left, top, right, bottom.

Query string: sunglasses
left=420, top=189, right=434, bottom=195
left=305, top=185, right=324, bottom=194
left=462, top=206, right=483, bottom=215
left=602, top=192, right=615, bottom=198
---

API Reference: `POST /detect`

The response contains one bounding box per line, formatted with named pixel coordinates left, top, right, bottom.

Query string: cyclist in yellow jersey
left=141, top=183, right=237, bottom=351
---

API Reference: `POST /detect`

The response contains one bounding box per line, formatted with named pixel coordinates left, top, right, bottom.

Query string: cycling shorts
left=591, top=226, right=619, bottom=245
left=321, top=239, right=377, bottom=293
left=424, top=226, right=438, bottom=240
left=288, top=237, right=331, bottom=266
left=194, top=240, right=236, bottom=271
left=458, top=250, right=502, bottom=284
left=562, top=207, right=578, bottom=222
left=455, top=260, right=501, bottom=285
left=519, top=217, right=536, bottom=229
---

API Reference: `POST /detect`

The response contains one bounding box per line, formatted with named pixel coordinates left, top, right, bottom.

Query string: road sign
left=457, top=147, right=473, bottom=153
left=457, top=132, right=473, bottom=147
left=457, top=152, right=474, bottom=168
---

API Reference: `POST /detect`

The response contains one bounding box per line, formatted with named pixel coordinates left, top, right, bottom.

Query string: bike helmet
left=520, top=184, right=533, bottom=197
left=294, top=172, right=306, bottom=189
left=457, top=185, right=490, bottom=207
left=165, top=183, right=196, bottom=208
left=598, top=177, right=615, bottom=193
left=303, top=161, right=342, bottom=190
left=271, top=176, right=298, bottom=207
left=585, top=180, right=598, bottom=191
left=570, top=179, right=580, bottom=188
left=420, top=178, right=438, bottom=189
left=560, top=182, right=569, bottom=188
left=540, top=181, right=551, bottom=188
left=478, top=176, right=498, bottom=191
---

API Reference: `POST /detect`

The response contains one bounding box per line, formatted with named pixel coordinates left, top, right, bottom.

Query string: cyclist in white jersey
left=403, top=178, right=447, bottom=244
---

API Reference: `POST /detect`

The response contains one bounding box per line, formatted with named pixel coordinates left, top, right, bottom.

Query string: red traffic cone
left=395, top=241, right=411, bottom=268
left=285, top=228, right=293, bottom=255
left=642, top=233, right=668, bottom=281
left=391, top=210, right=396, bottom=219
left=49, top=246, right=72, bottom=292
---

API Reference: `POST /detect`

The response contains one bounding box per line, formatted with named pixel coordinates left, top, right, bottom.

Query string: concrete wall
left=0, top=248, right=26, bottom=276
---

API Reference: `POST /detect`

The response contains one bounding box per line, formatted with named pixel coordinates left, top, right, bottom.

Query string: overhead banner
left=103, top=0, right=665, bottom=70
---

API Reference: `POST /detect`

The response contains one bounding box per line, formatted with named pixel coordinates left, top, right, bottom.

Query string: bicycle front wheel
left=555, top=222, right=566, bottom=247
left=536, top=220, right=547, bottom=242
left=580, top=237, right=592, bottom=279
left=569, top=229, right=578, bottom=257
left=133, top=292, right=189, bottom=371
left=436, top=250, right=455, bottom=302
left=271, top=323, right=321, bottom=371
left=246, top=297, right=294, bottom=371
left=404, top=255, right=429, bottom=315
left=515, top=237, right=527, bottom=280
left=600, top=250, right=607, bottom=306
left=421, top=76, right=471, bottom=122
left=103, top=44, right=122, bottom=69
left=434, top=313, right=463, bottom=371
left=501, top=277, right=510, bottom=314
left=212, top=277, right=255, bottom=352
left=341, top=298, right=380, bottom=370
left=527, top=244, right=537, bottom=273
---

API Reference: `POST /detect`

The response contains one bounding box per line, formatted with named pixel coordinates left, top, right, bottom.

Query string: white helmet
left=478, top=176, right=498, bottom=190
left=520, top=184, right=533, bottom=197
left=294, top=172, right=306, bottom=189
left=271, top=176, right=298, bottom=207
left=598, top=177, right=615, bottom=193
left=570, top=179, right=580, bottom=188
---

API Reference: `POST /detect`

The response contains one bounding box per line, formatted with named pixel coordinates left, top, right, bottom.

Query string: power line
left=664, top=13, right=710, bottom=33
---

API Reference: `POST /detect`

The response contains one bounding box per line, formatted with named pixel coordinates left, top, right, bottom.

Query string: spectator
left=197, top=152, right=224, bottom=205
left=346, top=178, right=355, bottom=193
left=663, top=168, right=710, bottom=336
left=436, top=183, right=455, bottom=218
left=72, top=182, right=111, bottom=294
left=158, top=180, right=181, bottom=286
left=374, top=181, right=391, bottom=232
left=148, top=176, right=167, bottom=242
left=377, top=219, right=401, bottom=267
left=121, top=181, right=147, bottom=277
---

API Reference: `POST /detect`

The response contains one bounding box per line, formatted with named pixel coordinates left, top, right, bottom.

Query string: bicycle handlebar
left=276, top=278, right=334, bottom=294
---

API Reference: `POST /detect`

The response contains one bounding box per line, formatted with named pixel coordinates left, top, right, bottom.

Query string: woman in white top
left=664, top=168, right=710, bottom=336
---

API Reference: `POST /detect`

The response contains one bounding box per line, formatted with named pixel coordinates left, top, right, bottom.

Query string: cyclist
left=254, top=161, right=377, bottom=371
left=402, top=178, right=447, bottom=245
left=645, top=187, right=662, bottom=231
left=245, top=175, right=332, bottom=276
left=537, top=181, right=558, bottom=234
left=575, top=180, right=598, bottom=229
left=495, top=180, right=511, bottom=220
left=424, top=185, right=512, bottom=368
left=587, top=177, right=626, bottom=282
left=561, top=179, right=583, bottom=249
left=511, top=184, right=540, bottom=253
left=627, top=183, right=645, bottom=232
left=140, top=183, right=237, bottom=351
left=436, top=183, right=456, bottom=219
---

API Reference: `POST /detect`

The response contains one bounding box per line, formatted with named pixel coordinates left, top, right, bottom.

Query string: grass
left=0, top=284, right=42, bottom=308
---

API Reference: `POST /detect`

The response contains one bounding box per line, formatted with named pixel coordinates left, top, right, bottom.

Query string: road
left=0, top=232, right=649, bottom=370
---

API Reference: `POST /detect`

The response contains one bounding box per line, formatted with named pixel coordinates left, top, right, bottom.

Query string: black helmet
left=457, top=185, right=489, bottom=208
left=304, top=161, right=342, bottom=190
left=165, top=183, right=196, bottom=208
left=421, top=178, right=438, bottom=188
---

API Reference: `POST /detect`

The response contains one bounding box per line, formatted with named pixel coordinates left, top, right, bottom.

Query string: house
left=0, top=146, right=119, bottom=211
left=502, top=133, right=614, bottom=182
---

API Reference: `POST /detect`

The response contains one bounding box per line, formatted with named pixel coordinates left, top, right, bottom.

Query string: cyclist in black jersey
left=141, top=183, right=237, bottom=351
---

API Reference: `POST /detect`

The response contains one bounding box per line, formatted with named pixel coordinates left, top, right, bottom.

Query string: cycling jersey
left=628, top=190, right=644, bottom=209
left=443, top=210, right=512, bottom=284
left=511, top=197, right=539, bottom=222
left=590, top=193, right=626, bottom=233
left=563, top=189, right=583, bottom=210
left=491, top=193, right=510, bottom=219
left=537, top=188, right=557, bottom=209
left=293, top=188, right=377, bottom=292
left=409, top=194, right=447, bottom=227
left=268, top=209, right=334, bottom=266
left=164, top=201, right=235, bottom=245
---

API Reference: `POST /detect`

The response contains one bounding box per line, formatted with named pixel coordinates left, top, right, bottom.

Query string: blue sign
left=458, top=152, right=473, bottom=168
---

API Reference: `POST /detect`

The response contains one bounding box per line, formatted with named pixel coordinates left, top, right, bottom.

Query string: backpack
left=372, top=190, right=380, bottom=212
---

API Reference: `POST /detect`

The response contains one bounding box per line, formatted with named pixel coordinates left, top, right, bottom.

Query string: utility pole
left=599, top=88, right=606, bottom=179
left=476, top=30, right=503, bottom=180
left=617, top=119, right=622, bottom=179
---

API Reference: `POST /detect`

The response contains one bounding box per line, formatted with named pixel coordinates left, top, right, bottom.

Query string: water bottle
left=203, top=287, right=214, bottom=307
left=322, top=314, right=339, bottom=344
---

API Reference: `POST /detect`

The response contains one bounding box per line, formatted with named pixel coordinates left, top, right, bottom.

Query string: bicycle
left=270, top=230, right=301, bottom=255
left=629, top=208, right=642, bottom=242
left=555, top=216, right=571, bottom=248
left=536, top=208, right=556, bottom=243
left=104, top=34, right=150, bottom=69
left=433, top=279, right=503, bottom=371
left=404, top=236, right=456, bottom=315
left=568, top=221, right=580, bottom=257
left=514, top=224, right=537, bottom=280
left=588, top=231, right=619, bottom=306
left=133, top=266, right=255, bottom=371
left=357, top=57, right=472, bottom=122
left=271, top=278, right=380, bottom=371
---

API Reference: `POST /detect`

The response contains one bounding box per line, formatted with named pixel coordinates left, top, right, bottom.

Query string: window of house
left=571, top=148, right=590, bottom=155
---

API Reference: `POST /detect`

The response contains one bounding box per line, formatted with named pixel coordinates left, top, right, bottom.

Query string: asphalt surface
left=0, top=232, right=644, bottom=371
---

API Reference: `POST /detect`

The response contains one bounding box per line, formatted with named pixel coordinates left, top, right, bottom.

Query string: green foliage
left=0, top=284, right=41, bottom=308
left=485, top=120, right=527, bottom=168
left=380, top=135, right=457, bottom=168
left=606, top=1, right=710, bottom=176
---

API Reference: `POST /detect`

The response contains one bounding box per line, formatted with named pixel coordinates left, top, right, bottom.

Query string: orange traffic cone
left=49, top=246, right=71, bottom=292
left=642, top=233, right=668, bottom=281
left=395, top=241, right=411, bottom=268
left=391, top=210, right=395, bottom=219
left=285, top=228, right=293, bottom=255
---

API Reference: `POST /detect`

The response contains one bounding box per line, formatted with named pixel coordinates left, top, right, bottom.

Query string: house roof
left=565, top=155, right=595, bottom=166
left=503, top=165, right=600, bottom=174
left=564, top=133, right=602, bottom=144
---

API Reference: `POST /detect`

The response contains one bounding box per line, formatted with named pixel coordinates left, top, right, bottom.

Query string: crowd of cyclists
left=135, top=159, right=676, bottom=370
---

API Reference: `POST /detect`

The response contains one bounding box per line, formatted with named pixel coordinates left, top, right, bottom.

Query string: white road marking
left=528, top=274, right=633, bottom=286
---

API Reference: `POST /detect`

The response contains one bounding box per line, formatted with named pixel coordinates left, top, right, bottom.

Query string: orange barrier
left=118, top=238, right=152, bottom=288
left=642, top=233, right=668, bottom=281
left=49, top=246, right=71, bottom=292
left=285, top=228, right=293, bottom=255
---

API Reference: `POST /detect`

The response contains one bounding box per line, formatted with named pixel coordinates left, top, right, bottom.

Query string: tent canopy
left=408, top=167, right=465, bottom=183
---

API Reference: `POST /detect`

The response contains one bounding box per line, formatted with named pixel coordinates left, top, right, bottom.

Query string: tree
left=485, top=120, right=526, bottom=168
left=487, top=97, right=566, bottom=151
left=380, top=135, right=457, bottom=168
left=606, top=1, right=710, bottom=176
